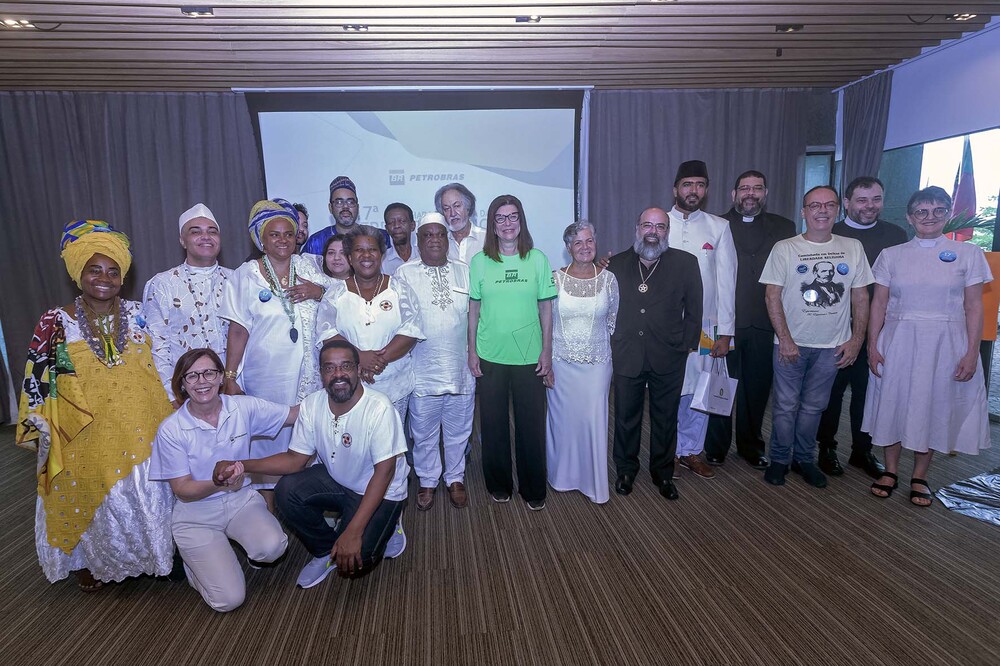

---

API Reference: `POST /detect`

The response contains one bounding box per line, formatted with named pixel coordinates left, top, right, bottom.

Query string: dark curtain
left=588, top=88, right=827, bottom=254
left=842, top=70, right=894, bottom=190
left=0, top=91, right=265, bottom=407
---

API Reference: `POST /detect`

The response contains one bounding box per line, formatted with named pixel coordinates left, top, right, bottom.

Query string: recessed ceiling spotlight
left=515, top=16, right=541, bottom=23
left=180, top=6, right=214, bottom=18
left=343, top=24, right=369, bottom=32
left=2, top=18, right=35, bottom=29
left=945, top=13, right=977, bottom=21
left=775, top=24, right=804, bottom=33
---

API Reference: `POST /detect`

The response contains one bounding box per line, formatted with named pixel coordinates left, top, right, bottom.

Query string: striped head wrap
left=60, top=220, right=132, bottom=288
left=248, top=198, right=299, bottom=251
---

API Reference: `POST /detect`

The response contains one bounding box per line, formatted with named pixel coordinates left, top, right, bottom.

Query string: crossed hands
left=211, top=460, right=246, bottom=487
left=358, top=347, right=390, bottom=384
left=285, top=277, right=325, bottom=304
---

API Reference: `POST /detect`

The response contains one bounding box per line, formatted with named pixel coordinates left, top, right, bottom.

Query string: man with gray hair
left=608, top=207, right=703, bottom=501
left=435, top=182, right=486, bottom=265
left=143, top=203, right=232, bottom=406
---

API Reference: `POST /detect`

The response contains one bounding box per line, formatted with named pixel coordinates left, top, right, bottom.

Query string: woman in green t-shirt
left=468, top=195, right=558, bottom=510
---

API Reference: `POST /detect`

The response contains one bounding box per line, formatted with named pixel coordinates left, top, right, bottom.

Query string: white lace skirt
left=35, top=460, right=175, bottom=584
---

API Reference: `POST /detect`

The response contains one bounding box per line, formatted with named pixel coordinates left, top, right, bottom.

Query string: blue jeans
left=768, top=345, right=839, bottom=465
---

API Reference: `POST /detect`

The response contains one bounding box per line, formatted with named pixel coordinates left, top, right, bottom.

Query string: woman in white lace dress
left=545, top=222, right=620, bottom=503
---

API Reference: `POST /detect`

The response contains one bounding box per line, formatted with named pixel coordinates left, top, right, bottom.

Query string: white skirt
left=545, top=358, right=613, bottom=503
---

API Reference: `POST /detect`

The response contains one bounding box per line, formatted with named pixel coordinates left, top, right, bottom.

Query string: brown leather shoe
left=416, top=486, right=435, bottom=511
left=679, top=454, right=716, bottom=479
left=447, top=481, right=468, bottom=508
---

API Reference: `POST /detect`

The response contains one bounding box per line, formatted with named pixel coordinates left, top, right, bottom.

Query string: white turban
left=178, top=203, right=219, bottom=233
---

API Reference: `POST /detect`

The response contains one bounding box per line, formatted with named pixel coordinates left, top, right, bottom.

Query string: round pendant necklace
left=353, top=274, right=385, bottom=326
left=638, top=258, right=660, bottom=293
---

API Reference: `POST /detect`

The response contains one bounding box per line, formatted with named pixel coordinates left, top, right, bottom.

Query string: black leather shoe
left=654, top=478, right=679, bottom=500
left=791, top=461, right=828, bottom=488
left=706, top=454, right=725, bottom=466
left=848, top=451, right=886, bottom=479
left=741, top=454, right=769, bottom=470
left=818, top=449, right=844, bottom=476
left=615, top=473, right=634, bottom=496
left=764, top=462, right=788, bottom=486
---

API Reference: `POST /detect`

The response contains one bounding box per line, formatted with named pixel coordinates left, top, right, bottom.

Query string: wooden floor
left=2, top=399, right=1000, bottom=666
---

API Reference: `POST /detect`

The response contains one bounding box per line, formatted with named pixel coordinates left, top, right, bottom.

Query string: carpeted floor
left=2, top=397, right=999, bottom=666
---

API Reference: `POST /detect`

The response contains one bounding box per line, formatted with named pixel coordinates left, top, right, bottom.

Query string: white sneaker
left=384, top=521, right=407, bottom=559
left=296, top=556, right=336, bottom=589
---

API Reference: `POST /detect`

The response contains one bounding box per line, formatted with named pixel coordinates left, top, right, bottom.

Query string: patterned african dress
left=16, top=300, right=175, bottom=583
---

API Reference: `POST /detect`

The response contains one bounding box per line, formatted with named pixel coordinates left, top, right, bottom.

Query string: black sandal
left=909, top=478, right=934, bottom=507
left=870, top=472, right=898, bottom=498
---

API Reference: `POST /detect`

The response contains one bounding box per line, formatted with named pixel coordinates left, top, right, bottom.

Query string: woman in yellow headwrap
left=16, top=220, right=175, bottom=592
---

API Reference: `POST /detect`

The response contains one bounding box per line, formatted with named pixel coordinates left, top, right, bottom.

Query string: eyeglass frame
left=182, top=368, right=223, bottom=384
left=494, top=212, right=520, bottom=224
left=910, top=206, right=951, bottom=221
left=320, top=361, right=359, bottom=374
left=804, top=201, right=840, bottom=212
left=332, top=197, right=358, bottom=208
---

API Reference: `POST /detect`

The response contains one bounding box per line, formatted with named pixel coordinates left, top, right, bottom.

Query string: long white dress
left=862, top=237, right=992, bottom=454
left=218, top=255, right=331, bottom=486
left=545, top=268, right=619, bottom=503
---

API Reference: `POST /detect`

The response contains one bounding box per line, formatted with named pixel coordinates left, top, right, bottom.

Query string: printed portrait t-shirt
left=759, top=234, right=874, bottom=348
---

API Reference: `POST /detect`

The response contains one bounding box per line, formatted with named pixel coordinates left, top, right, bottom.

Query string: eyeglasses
left=639, top=221, right=668, bottom=232
left=494, top=212, right=520, bottom=224
left=332, top=198, right=358, bottom=207
left=911, top=206, right=951, bottom=221
left=805, top=201, right=840, bottom=212
left=182, top=369, right=222, bottom=384
left=736, top=185, right=766, bottom=194
left=321, top=361, right=358, bottom=373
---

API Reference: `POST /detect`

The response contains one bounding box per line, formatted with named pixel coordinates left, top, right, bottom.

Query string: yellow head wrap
left=59, top=220, right=132, bottom=288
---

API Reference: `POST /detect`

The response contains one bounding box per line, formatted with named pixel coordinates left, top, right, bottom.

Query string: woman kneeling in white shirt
left=151, top=348, right=299, bottom=612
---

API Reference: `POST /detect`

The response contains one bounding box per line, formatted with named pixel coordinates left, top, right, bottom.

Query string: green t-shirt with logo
left=470, top=249, right=558, bottom=365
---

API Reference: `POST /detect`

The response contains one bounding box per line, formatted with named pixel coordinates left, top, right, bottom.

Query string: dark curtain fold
left=0, top=91, right=265, bottom=407
left=842, top=70, right=894, bottom=189
left=588, top=88, right=827, bottom=255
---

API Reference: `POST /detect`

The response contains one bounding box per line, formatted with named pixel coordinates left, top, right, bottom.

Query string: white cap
left=416, top=212, right=447, bottom=230
left=178, top=203, right=218, bottom=233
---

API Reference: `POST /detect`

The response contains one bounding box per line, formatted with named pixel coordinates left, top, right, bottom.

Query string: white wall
left=884, top=17, right=1000, bottom=150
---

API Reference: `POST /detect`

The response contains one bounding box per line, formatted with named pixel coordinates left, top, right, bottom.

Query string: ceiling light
left=343, top=24, right=369, bottom=32
left=180, top=6, right=214, bottom=18
left=2, top=18, right=35, bottom=29
left=775, top=24, right=803, bottom=33
left=945, top=13, right=977, bottom=21
left=515, top=16, right=541, bottom=23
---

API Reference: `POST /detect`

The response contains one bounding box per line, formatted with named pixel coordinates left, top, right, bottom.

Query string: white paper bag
left=690, top=357, right=737, bottom=416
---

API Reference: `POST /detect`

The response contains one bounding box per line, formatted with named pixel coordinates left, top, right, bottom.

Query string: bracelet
left=224, top=370, right=238, bottom=380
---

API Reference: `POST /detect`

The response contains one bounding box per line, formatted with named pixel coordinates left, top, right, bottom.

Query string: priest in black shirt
left=816, top=176, right=907, bottom=478
left=705, top=170, right=796, bottom=469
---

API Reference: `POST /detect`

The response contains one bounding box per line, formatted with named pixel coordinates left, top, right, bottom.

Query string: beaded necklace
left=76, top=295, right=129, bottom=367
left=261, top=256, right=299, bottom=342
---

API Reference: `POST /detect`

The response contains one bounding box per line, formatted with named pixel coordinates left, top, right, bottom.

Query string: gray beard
left=633, top=236, right=669, bottom=261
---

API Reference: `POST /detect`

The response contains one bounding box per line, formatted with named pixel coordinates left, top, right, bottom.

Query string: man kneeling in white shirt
left=214, top=339, right=409, bottom=589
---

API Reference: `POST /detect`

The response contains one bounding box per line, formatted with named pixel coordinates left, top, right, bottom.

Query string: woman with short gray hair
left=544, top=221, right=619, bottom=503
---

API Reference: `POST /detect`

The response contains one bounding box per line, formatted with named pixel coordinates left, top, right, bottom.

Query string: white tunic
left=142, top=262, right=232, bottom=400
left=668, top=207, right=738, bottom=394
left=315, top=278, right=424, bottom=403
left=448, top=224, right=487, bottom=265
left=382, top=233, right=420, bottom=275
left=394, top=260, right=475, bottom=397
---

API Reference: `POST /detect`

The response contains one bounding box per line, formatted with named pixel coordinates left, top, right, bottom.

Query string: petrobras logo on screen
left=389, top=169, right=466, bottom=185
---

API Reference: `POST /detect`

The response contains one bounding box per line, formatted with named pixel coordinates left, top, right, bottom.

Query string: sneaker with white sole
left=384, top=521, right=407, bottom=559
left=296, top=556, right=336, bottom=589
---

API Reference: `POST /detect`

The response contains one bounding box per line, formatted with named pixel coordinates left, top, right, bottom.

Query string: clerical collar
left=843, top=216, right=877, bottom=230
left=917, top=237, right=943, bottom=248
left=741, top=215, right=755, bottom=223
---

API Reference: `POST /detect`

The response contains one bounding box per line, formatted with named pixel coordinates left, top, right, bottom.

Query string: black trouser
left=612, top=365, right=684, bottom=481
left=275, top=465, right=403, bottom=569
left=478, top=359, right=547, bottom=502
left=816, top=344, right=872, bottom=455
left=705, top=326, right=772, bottom=461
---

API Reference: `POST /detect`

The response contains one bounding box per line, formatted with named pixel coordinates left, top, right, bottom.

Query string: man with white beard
left=434, top=182, right=486, bottom=265
left=667, top=160, right=737, bottom=481
left=608, top=208, right=703, bottom=501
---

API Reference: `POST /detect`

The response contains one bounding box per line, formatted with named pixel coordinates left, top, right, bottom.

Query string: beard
left=736, top=195, right=764, bottom=217
left=675, top=194, right=704, bottom=213
left=633, top=233, right=669, bottom=261
left=325, top=377, right=357, bottom=403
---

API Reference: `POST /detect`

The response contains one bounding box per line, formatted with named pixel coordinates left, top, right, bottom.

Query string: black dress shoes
left=741, top=454, right=769, bottom=470
left=615, top=473, right=634, bottom=496
left=848, top=451, right=886, bottom=479
left=654, top=478, right=679, bottom=500
left=818, top=448, right=844, bottom=476
left=706, top=454, right=725, bottom=466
